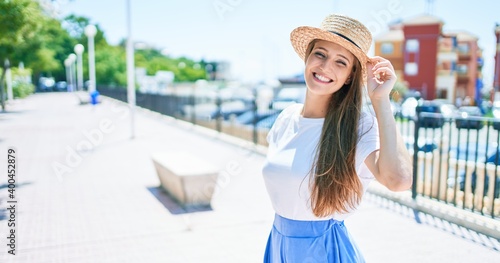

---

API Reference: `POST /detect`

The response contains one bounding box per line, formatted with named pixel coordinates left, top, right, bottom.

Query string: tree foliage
left=1, top=0, right=207, bottom=91
left=0, top=0, right=41, bottom=56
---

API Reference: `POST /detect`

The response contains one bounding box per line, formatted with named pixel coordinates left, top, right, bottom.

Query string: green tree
left=9, top=14, right=76, bottom=88
left=95, top=45, right=127, bottom=86
left=0, top=0, right=42, bottom=110
left=63, top=14, right=108, bottom=48
left=135, top=49, right=207, bottom=83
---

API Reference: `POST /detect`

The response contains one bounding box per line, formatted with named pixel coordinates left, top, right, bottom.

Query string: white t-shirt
left=262, top=103, right=380, bottom=221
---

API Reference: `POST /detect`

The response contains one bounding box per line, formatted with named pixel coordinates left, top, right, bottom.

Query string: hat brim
left=290, top=26, right=369, bottom=82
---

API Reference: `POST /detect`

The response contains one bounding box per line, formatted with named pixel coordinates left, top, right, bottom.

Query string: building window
left=406, top=39, right=419, bottom=53
left=458, top=43, right=469, bottom=55
left=457, top=64, right=468, bottom=74
left=381, top=43, right=394, bottom=54
left=405, top=62, right=418, bottom=76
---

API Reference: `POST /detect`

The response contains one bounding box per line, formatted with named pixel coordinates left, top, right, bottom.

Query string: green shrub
left=12, top=82, right=34, bottom=98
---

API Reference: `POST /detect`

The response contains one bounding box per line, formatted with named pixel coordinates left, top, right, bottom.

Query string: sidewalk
left=0, top=92, right=498, bottom=263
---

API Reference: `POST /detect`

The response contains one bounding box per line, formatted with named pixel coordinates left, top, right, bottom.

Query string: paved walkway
left=0, top=92, right=498, bottom=263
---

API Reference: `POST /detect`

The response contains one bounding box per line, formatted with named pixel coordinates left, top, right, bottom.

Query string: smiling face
left=304, top=40, right=356, bottom=97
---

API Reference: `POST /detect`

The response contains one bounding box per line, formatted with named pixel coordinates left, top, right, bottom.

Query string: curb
left=367, top=183, right=500, bottom=240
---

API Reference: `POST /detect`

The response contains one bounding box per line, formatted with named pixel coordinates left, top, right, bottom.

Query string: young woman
left=262, top=14, right=412, bottom=262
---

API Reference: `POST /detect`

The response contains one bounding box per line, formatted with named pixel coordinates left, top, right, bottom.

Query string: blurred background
left=1, top=0, right=500, bottom=95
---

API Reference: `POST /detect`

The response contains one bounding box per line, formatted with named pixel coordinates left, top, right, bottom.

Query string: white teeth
left=315, top=73, right=331, bottom=82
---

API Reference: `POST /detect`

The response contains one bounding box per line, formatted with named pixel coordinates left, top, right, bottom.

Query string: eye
left=336, top=60, right=347, bottom=67
left=314, top=51, right=326, bottom=58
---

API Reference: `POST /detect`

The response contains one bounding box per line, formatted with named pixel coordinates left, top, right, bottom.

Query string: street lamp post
left=68, top=54, right=77, bottom=92
left=84, top=24, right=97, bottom=93
left=64, top=58, right=71, bottom=91
left=5, top=59, right=13, bottom=101
left=74, top=44, right=84, bottom=91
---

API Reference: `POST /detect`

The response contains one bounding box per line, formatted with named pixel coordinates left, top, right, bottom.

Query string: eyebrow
left=315, top=46, right=351, bottom=64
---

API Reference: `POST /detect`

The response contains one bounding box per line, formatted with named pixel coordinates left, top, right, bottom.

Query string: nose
left=319, top=60, right=332, bottom=75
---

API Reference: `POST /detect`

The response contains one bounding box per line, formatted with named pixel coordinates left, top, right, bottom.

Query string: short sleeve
left=266, top=112, right=282, bottom=146
left=266, top=104, right=301, bottom=147
left=355, top=111, right=380, bottom=175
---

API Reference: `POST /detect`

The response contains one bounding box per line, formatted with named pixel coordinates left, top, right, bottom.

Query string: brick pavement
left=0, top=92, right=498, bottom=263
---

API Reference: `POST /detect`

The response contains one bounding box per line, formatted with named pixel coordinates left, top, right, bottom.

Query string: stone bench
left=151, top=152, right=220, bottom=206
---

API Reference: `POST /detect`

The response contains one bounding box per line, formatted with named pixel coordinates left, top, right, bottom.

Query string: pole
left=64, top=60, right=70, bottom=91
left=64, top=59, right=71, bottom=91
left=0, top=59, right=8, bottom=111
left=86, top=28, right=96, bottom=93
left=71, top=56, right=77, bottom=92
left=68, top=54, right=77, bottom=92
left=126, top=0, right=136, bottom=139
left=6, top=60, right=13, bottom=101
left=74, top=44, right=84, bottom=91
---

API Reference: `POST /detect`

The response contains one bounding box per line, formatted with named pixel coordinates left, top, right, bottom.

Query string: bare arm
left=363, top=56, right=412, bottom=191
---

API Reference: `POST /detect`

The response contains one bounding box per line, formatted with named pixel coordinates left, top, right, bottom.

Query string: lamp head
left=84, top=24, right=97, bottom=37
left=74, top=44, right=84, bottom=54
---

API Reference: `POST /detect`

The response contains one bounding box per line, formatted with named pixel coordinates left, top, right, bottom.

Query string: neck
left=301, top=91, right=330, bottom=118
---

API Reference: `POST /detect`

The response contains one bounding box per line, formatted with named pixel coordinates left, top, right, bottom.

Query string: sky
left=53, top=0, right=500, bottom=86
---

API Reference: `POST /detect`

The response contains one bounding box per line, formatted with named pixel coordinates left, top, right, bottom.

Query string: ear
left=345, top=76, right=352, bottom=85
left=345, top=67, right=357, bottom=85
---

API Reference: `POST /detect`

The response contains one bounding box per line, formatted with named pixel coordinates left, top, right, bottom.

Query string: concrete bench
left=151, top=152, right=220, bottom=206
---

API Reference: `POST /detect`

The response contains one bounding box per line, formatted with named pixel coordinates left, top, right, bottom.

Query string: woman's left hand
left=366, top=56, right=397, bottom=102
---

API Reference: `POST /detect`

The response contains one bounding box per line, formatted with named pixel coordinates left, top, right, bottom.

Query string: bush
left=13, top=82, right=34, bottom=98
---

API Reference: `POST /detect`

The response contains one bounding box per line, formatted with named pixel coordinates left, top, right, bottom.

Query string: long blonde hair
left=305, top=40, right=364, bottom=217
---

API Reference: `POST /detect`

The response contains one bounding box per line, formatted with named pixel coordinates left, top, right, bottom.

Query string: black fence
left=396, top=110, right=500, bottom=219
left=99, top=86, right=500, bottom=219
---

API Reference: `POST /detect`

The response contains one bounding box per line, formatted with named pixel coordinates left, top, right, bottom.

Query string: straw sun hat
left=290, top=14, right=373, bottom=79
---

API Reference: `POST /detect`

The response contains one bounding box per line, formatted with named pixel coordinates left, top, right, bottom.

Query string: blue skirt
left=264, top=214, right=365, bottom=263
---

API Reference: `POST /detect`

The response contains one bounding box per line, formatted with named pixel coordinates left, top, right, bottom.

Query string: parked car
left=454, top=106, right=484, bottom=129
left=38, top=77, right=55, bottom=92
left=415, top=100, right=456, bottom=128
left=447, top=143, right=500, bottom=198
left=54, top=81, right=68, bottom=92
left=416, top=100, right=445, bottom=128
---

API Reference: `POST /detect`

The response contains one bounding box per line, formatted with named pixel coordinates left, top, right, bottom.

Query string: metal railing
left=396, top=111, right=500, bottom=219
left=98, top=86, right=277, bottom=146
left=99, top=86, right=500, bottom=219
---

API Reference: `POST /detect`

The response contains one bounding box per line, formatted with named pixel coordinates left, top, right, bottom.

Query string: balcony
left=457, top=43, right=471, bottom=59
left=458, top=52, right=471, bottom=59
left=457, top=72, right=469, bottom=82
left=438, top=51, right=458, bottom=62
left=437, top=69, right=456, bottom=77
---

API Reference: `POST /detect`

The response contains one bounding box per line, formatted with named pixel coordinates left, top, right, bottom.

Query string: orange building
left=374, top=22, right=404, bottom=80
left=374, top=14, right=483, bottom=104
left=449, top=31, right=482, bottom=102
